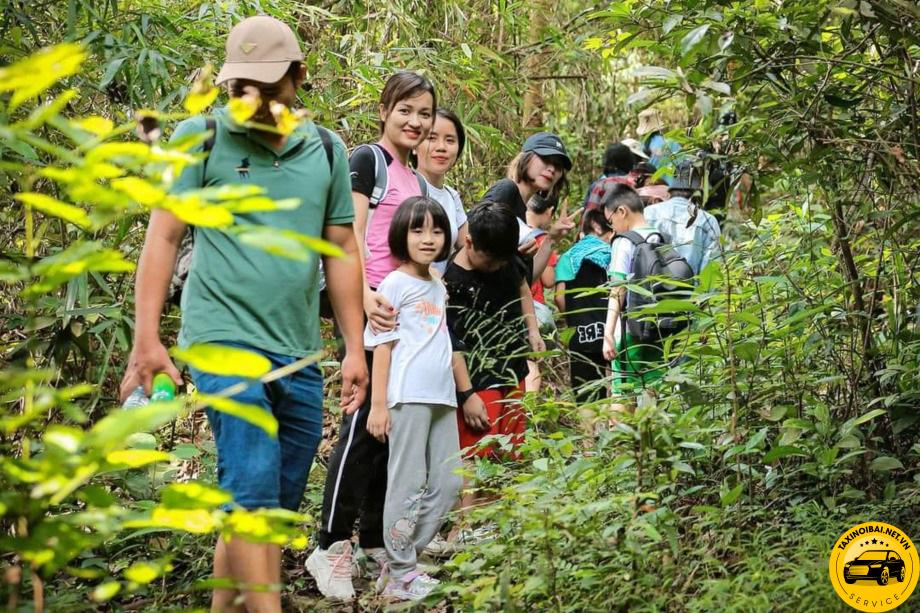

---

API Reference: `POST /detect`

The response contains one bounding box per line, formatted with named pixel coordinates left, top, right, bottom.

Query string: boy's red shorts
left=457, top=381, right=525, bottom=458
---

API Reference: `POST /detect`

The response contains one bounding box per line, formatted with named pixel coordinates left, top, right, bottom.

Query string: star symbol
left=861, top=542, right=866, bottom=547
left=872, top=538, right=878, bottom=545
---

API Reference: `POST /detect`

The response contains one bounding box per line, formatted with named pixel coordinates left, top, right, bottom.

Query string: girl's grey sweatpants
left=383, top=402, right=462, bottom=580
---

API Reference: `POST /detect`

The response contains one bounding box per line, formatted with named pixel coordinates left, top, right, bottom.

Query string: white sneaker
left=423, top=534, right=456, bottom=558
left=457, top=522, right=498, bottom=547
left=306, top=540, right=355, bottom=601
left=352, top=546, right=388, bottom=579
left=378, top=569, right=439, bottom=601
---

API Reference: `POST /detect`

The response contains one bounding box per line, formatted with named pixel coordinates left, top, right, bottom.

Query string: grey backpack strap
left=616, top=230, right=645, bottom=246
left=414, top=170, right=429, bottom=197
left=316, top=126, right=335, bottom=174
left=354, top=143, right=388, bottom=208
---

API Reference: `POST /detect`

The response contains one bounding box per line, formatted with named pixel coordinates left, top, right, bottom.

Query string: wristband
left=456, top=388, right=475, bottom=406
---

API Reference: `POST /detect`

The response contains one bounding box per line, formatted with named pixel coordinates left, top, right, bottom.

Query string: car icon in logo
left=844, top=550, right=907, bottom=586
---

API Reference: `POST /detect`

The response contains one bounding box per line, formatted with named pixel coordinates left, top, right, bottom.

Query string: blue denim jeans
left=191, top=342, right=324, bottom=511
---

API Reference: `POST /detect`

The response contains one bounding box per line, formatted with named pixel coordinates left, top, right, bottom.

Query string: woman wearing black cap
left=485, top=132, right=571, bottom=222
left=481, top=132, right=580, bottom=394
left=482, top=132, right=578, bottom=282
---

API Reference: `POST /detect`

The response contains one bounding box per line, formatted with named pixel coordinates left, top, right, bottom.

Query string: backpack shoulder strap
left=617, top=230, right=646, bottom=246
left=355, top=143, right=388, bottom=208
left=644, top=231, right=671, bottom=245
left=414, top=170, right=429, bottom=197
left=201, top=116, right=217, bottom=179
left=316, top=126, right=335, bottom=174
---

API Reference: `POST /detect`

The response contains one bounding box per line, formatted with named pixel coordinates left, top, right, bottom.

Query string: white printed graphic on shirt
left=364, top=270, right=455, bottom=408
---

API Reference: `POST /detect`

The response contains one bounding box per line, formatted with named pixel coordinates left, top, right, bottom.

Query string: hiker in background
left=621, top=138, right=650, bottom=186
left=483, top=132, right=577, bottom=288
left=308, top=70, right=436, bottom=601
left=601, top=184, right=668, bottom=409
left=644, top=160, right=722, bottom=276
left=363, top=197, right=463, bottom=601
left=522, top=193, right=560, bottom=393
left=120, top=16, right=368, bottom=612
left=700, top=109, right=745, bottom=225
left=582, top=142, right=637, bottom=210
left=637, top=108, right=681, bottom=185
left=581, top=142, right=635, bottom=207
left=414, top=107, right=468, bottom=272
left=554, top=207, right=613, bottom=428
left=634, top=159, right=671, bottom=206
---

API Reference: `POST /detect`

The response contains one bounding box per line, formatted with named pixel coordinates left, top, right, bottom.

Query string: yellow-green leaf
left=72, top=116, right=114, bottom=137
left=28, top=242, right=135, bottom=296
left=229, top=94, right=260, bottom=124
left=269, top=102, right=305, bottom=136
left=223, top=196, right=301, bottom=213
left=0, top=43, right=87, bottom=110
left=106, top=449, right=171, bottom=468
left=124, top=561, right=170, bottom=585
left=232, top=225, right=345, bottom=260
left=86, top=142, right=150, bottom=164
left=91, top=581, right=121, bottom=602
left=18, top=89, right=78, bottom=129
left=124, top=507, right=217, bottom=534
left=170, top=343, right=272, bottom=378
left=43, top=425, right=83, bottom=454
left=184, top=86, right=219, bottom=115
left=161, top=482, right=232, bottom=509
left=15, top=193, right=90, bottom=229
left=162, top=194, right=235, bottom=227
left=110, top=177, right=166, bottom=206
left=195, top=394, right=278, bottom=437
left=86, top=163, right=126, bottom=180
left=86, top=400, right=182, bottom=450
left=208, top=184, right=265, bottom=200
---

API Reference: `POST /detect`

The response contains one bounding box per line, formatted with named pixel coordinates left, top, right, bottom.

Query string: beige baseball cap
left=215, top=16, right=304, bottom=85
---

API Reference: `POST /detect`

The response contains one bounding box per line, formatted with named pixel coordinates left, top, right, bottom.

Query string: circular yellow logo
left=830, top=521, right=919, bottom=611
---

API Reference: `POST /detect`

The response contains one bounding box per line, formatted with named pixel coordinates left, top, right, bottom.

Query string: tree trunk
left=521, top=0, right=550, bottom=128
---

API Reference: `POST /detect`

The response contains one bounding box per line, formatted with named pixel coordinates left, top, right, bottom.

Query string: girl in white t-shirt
left=364, top=196, right=466, bottom=601
left=415, top=108, right=468, bottom=274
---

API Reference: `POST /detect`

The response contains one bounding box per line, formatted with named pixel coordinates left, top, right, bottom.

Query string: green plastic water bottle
left=150, top=373, right=177, bottom=402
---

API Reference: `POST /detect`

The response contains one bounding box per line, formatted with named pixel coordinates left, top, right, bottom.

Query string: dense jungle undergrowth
left=1, top=0, right=919, bottom=610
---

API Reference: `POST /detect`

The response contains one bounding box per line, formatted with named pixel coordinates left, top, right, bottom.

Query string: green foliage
left=434, top=2, right=920, bottom=609
left=1, top=0, right=918, bottom=610
left=0, top=44, right=321, bottom=607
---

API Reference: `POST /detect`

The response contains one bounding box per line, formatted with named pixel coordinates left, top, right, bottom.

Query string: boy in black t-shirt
left=444, top=201, right=543, bottom=458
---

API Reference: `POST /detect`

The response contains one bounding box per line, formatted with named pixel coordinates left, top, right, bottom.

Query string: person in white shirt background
left=643, top=159, right=722, bottom=276
left=414, top=107, right=468, bottom=273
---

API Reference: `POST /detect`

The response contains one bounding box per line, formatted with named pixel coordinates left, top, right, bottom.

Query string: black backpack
left=351, top=142, right=428, bottom=206
left=167, top=117, right=337, bottom=305
left=616, top=230, right=694, bottom=343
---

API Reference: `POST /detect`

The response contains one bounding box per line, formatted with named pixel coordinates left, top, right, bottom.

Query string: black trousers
left=318, top=349, right=389, bottom=549
left=570, top=351, right=608, bottom=405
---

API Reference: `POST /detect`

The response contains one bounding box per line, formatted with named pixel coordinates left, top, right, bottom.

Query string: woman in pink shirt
left=308, top=71, right=437, bottom=601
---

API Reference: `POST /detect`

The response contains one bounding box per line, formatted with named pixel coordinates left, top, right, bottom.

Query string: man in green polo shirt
left=119, top=16, right=367, bottom=612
